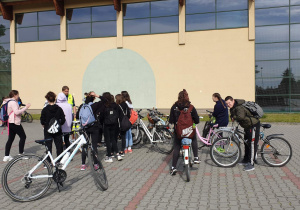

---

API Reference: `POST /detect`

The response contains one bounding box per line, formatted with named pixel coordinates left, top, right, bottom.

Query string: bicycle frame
left=27, top=133, right=87, bottom=179
left=196, top=126, right=234, bottom=146
left=138, top=118, right=160, bottom=143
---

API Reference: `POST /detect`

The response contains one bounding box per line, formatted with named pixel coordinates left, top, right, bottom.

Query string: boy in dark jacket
left=225, top=96, right=260, bottom=171
left=40, top=91, right=66, bottom=163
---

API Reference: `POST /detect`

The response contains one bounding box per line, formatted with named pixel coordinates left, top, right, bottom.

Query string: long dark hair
left=121, top=91, right=132, bottom=104
left=102, top=92, right=113, bottom=107
left=213, top=93, right=226, bottom=108
left=176, top=89, right=190, bottom=106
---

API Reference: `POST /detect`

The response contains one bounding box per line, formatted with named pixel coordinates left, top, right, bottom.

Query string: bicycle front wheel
left=261, top=137, right=292, bottom=167
left=1, top=155, right=52, bottom=202
left=26, top=113, right=33, bottom=123
left=131, top=125, right=141, bottom=145
left=154, top=128, right=174, bottom=154
left=210, top=137, right=241, bottom=168
left=88, top=148, right=108, bottom=191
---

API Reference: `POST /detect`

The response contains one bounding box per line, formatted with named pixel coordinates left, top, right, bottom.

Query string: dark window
left=290, top=42, right=300, bottom=59
left=256, top=7, right=289, bottom=26
left=255, top=43, right=289, bottom=61
left=291, top=0, right=300, bottom=5
left=291, top=6, right=300, bottom=23
left=67, top=5, right=116, bottom=39
left=123, top=0, right=178, bottom=36
left=16, top=11, right=60, bottom=42
left=186, top=0, right=248, bottom=31
left=256, top=25, right=289, bottom=43
left=290, top=24, right=300, bottom=41
left=291, top=60, right=300, bottom=77
left=255, top=0, right=289, bottom=8
left=255, top=61, right=290, bottom=78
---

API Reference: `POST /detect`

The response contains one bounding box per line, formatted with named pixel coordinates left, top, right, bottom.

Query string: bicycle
left=1, top=122, right=108, bottom=202
left=21, top=110, right=33, bottom=123
left=131, top=109, right=174, bottom=154
left=210, top=123, right=292, bottom=168
left=69, top=120, right=82, bottom=152
left=180, top=138, right=193, bottom=182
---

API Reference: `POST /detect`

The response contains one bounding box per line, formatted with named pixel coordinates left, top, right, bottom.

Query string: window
left=255, top=1, right=300, bottom=112
left=0, top=18, right=11, bottom=103
left=16, top=11, right=60, bottom=42
left=67, top=5, right=116, bottom=39
left=186, top=0, right=248, bottom=31
left=123, top=0, right=178, bottom=36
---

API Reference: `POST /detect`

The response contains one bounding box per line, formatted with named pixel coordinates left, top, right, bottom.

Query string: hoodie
left=40, top=104, right=65, bottom=132
left=229, top=99, right=259, bottom=129
left=4, top=98, right=28, bottom=125
left=56, top=92, right=73, bottom=133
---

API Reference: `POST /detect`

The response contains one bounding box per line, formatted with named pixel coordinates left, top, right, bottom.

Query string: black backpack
left=104, top=106, right=118, bottom=125
left=118, top=105, right=131, bottom=131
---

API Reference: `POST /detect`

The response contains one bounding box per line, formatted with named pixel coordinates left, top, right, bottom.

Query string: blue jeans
left=125, top=128, right=133, bottom=148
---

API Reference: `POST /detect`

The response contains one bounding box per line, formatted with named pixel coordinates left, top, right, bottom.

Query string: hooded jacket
left=212, top=100, right=229, bottom=127
left=40, top=104, right=65, bottom=132
left=4, top=98, right=28, bottom=125
left=229, top=99, right=259, bottom=129
left=56, top=92, right=73, bottom=133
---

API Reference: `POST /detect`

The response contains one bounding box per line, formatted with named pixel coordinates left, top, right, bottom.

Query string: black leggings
left=244, top=123, right=260, bottom=165
left=82, top=125, right=99, bottom=164
left=104, top=124, right=119, bottom=156
left=63, top=134, right=70, bottom=149
left=172, top=135, right=198, bottom=168
left=5, top=123, right=26, bottom=156
left=44, top=130, right=63, bottom=163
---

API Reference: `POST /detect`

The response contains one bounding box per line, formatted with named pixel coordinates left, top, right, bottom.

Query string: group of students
left=169, top=90, right=260, bottom=175
left=2, top=87, right=260, bottom=174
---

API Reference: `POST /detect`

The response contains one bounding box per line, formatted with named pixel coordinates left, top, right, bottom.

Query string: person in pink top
left=3, top=90, right=31, bottom=162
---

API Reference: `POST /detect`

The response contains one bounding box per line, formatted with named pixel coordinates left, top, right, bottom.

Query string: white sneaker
left=3, top=156, right=13, bottom=162
left=117, top=155, right=123, bottom=161
left=104, top=157, right=113, bottom=163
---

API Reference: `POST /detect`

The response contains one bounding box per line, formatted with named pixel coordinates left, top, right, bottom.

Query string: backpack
left=129, top=109, right=138, bottom=125
left=176, top=105, right=195, bottom=139
left=119, top=105, right=132, bottom=131
left=242, top=101, right=264, bottom=119
left=79, top=102, right=96, bottom=127
left=0, top=100, right=13, bottom=123
left=104, top=106, right=118, bottom=125
left=47, top=117, right=61, bottom=134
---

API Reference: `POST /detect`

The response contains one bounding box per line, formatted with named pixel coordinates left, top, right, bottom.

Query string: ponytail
left=213, top=93, right=226, bottom=109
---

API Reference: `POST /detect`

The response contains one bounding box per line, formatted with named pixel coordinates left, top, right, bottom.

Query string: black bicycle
left=21, top=110, right=33, bottom=123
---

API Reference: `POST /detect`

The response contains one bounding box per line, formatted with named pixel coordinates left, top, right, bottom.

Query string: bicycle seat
left=261, top=124, right=271, bottom=129
left=35, top=138, right=53, bottom=145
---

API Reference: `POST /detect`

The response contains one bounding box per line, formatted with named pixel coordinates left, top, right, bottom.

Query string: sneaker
left=193, top=157, right=201, bottom=164
left=117, top=155, right=123, bottom=161
left=238, top=159, right=248, bottom=166
left=80, top=165, right=87, bottom=171
left=170, top=167, right=177, bottom=176
left=243, top=163, right=255, bottom=172
left=94, top=164, right=99, bottom=170
left=254, top=159, right=258, bottom=164
left=3, top=156, right=13, bottom=162
left=128, top=149, right=133, bottom=153
left=120, top=152, right=125, bottom=157
left=124, top=149, right=128, bottom=154
left=104, top=157, right=113, bottom=163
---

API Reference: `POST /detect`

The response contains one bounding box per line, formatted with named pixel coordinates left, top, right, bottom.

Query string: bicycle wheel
left=88, top=148, right=108, bottom=191
left=261, top=137, right=292, bottom=167
left=132, top=129, right=146, bottom=149
left=154, top=128, right=174, bottom=154
left=210, top=137, right=241, bottom=168
left=21, top=114, right=26, bottom=122
left=131, top=125, right=141, bottom=145
left=184, top=163, right=190, bottom=182
left=1, top=155, right=52, bottom=202
left=26, top=113, right=33, bottom=123
left=210, top=130, right=235, bottom=144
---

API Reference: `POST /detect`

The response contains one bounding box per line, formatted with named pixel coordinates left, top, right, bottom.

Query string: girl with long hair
left=121, top=91, right=133, bottom=154
left=212, top=93, right=229, bottom=128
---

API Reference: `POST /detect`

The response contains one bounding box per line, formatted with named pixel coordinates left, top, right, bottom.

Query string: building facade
left=1, top=0, right=288, bottom=112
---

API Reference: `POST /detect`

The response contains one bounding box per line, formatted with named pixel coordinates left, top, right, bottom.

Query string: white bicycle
left=1, top=123, right=108, bottom=202
left=132, top=109, right=174, bottom=154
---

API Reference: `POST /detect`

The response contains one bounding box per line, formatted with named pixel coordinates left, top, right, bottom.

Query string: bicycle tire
left=21, top=114, right=26, bottom=122
left=132, top=129, right=146, bottom=149
left=26, top=113, right=33, bottom=123
left=261, top=137, right=292, bottom=167
left=154, top=128, right=174, bottom=154
left=131, top=125, right=141, bottom=145
left=210, top=137, right=241, bottom=168
left=87, top=148, right=108, bottom=191
left=185, top=163, right=190, bottom=182
left=1, top=154, right=52, bottom=202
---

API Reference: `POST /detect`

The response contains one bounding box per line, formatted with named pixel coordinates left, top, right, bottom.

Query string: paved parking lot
left=0, top=121, right=299, bottom=210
